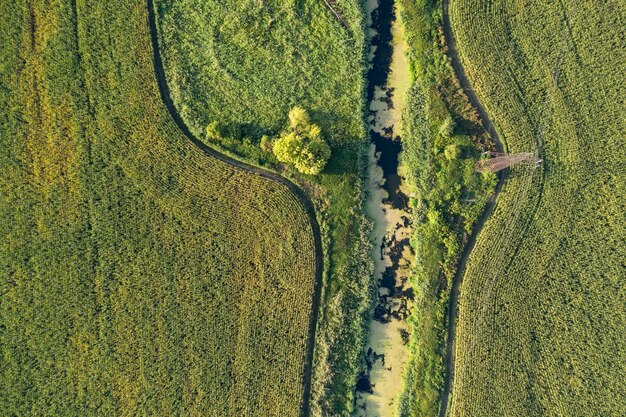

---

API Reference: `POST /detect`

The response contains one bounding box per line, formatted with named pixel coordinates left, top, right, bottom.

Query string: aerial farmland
left=1, top=1, right=623, bottom=416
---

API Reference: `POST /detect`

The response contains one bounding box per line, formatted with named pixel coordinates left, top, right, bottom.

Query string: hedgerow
left=448, top=0, right=626, bottom=415
left=0, top=1, right=318, bottom=416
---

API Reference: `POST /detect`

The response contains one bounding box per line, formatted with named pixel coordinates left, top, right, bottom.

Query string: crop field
left=154, top=1, right=373, bottom=415
left=0, top=1, right=318, bottom=416
left=449, top=0, right=626, bottom=415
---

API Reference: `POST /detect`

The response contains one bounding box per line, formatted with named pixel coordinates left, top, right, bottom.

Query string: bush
left=260, top=135, right=273, bottom=152
left=438, top=115, right=455, bottom=138
left=205, top=121, right=224, bottom=141
left=288, top=106, right=311, bottom=130
left=444, top=144, right=461, bottom=160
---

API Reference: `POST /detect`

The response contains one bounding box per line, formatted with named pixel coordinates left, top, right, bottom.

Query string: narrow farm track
left=438, top=1, right=506, bottom=416
left=146, top=1, right=323, bottom=415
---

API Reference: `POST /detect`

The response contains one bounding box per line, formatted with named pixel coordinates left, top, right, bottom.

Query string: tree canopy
left=273, top=107, right=331, bottom=175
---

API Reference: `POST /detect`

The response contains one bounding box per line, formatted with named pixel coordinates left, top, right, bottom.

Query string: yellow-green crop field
left=449, top=0, right=626, bottom=415
left=0, top=1, right=319, bottom=415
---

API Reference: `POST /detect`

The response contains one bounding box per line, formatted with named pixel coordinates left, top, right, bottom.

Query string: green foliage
left=260, top=135, right=273, bottom=152
left=0, top=1, right=319, bottom=416
left=288, top=106, right=311, bottom=131
left=444, top=144, right=461, bottom=160
left=274, top=132, right=301, bottom=162
left=395, top=1, right=496, bottom=415
left=439, top=115, right=455, bottom=138
left=449, top=0, right=626, bottom=415
left=205, top=120, right=224, bottom=140
left=273, top=108, right=331, bottom=175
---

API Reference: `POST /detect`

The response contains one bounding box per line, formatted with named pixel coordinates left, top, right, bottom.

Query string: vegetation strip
left=391, top=0, right=498, bottom=414
left=146, top=1, right=324, bottom=414
left=437, top=0, right=505, bottom=415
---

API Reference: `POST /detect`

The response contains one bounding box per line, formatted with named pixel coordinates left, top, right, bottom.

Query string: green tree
left=273, top=132, right=303, bottom=163
left=273, top=108, right=331, bottom=175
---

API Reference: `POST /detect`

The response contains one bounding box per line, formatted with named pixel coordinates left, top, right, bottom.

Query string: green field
left=449, top=0, right=626, bottom=415
left=3, top=0, right=622, bottom=415
left=155, top=0, right=364, bottom=148
left=0, top=1, right=318, bottom=415
left=154, top=1, right=373, bottom=415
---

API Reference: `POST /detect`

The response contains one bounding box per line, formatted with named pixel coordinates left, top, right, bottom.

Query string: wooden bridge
left=476, top=151, right=543, bottom=173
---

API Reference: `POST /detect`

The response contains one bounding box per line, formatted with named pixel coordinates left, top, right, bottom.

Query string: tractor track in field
left=146, top=1, right=323, bottom=416
left=438, top=0, right=506, bottom=416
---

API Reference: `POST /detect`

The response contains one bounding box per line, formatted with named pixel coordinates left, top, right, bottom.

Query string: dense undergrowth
left=0, top=1, right=318, bottom=415
left=154, top=1, right=374, bottom=415
left=393, top=1, right=496, bottom=415
left=449, top=0, right=626, bottom=415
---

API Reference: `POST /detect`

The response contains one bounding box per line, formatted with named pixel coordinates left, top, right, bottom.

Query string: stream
left=355, top=1, right=412, bottom=416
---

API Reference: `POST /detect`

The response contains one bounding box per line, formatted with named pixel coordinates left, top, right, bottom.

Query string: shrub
left=205, top=121, right=224, bottom=141
left=438, top=115, right=455, bottom=138
left=260, top=135, right=273, bottom=152
left=444, top=144, right=461, bottom=160
left=288, top=106, right=311, bottom=130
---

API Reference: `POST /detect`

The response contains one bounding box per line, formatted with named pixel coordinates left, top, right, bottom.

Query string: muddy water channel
left=356, top=1, right=412, bottom=416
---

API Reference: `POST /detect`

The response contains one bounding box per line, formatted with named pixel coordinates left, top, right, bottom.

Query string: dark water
left=372, top=130, right=407, bottom=209
left=366, top=0, right=395, bottom=103
left=367, top=0, right=408, bottom=211
left=355, top=0, right=414, bottom=403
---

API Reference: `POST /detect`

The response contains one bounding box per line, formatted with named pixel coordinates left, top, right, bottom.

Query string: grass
left=0, top=1, right=319, bottom=415
left=448, top=0, right=626, bottom=415
left=154, top=1, right=374, bottom=415
left=155, top=0, right=364, bottom=147
left=392, top=1, right=497, bottom=416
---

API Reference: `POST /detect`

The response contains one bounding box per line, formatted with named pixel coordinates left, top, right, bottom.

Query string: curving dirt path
left=438, top=1, right=506, bottom=416
left=146, top=1, right=323, bottom=416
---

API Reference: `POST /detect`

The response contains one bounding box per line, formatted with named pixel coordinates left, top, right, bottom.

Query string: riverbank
left=393, top=1, right=498, bottom=416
